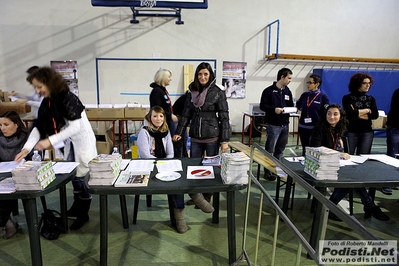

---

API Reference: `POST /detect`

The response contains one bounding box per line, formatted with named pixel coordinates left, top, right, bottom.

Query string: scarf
left=191, top=79, right=215, bottom=108
left=37, top=91, right=84, bottom=139
left=144, top=126, right=168, bottom=158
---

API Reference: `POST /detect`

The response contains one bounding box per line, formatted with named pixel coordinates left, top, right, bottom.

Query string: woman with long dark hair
left=310, top=104, right=389, bottom=221
left=0, top=111, right=31, bottom=238
left=173, top=62, right=230, bottom=207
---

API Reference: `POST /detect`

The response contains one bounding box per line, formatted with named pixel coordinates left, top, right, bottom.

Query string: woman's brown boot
left=173, top=208, right=188, bottom=233
left=189, top=193, right=214, bottom=213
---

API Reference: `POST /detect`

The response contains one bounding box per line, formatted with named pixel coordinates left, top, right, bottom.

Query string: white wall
left=1, top=0, right=399, bottom=132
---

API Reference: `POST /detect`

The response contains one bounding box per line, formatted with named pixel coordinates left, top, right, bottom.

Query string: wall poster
left=222, top=61, right=247, bottom=99
left=50, top=60, right=79, bottom=97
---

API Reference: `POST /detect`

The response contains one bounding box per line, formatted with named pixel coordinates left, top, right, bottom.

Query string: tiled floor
left=1, top=134, right=398, bottom=266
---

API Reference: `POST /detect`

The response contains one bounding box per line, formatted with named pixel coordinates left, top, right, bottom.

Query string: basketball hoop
left=140, top=0, right=156, bottom=8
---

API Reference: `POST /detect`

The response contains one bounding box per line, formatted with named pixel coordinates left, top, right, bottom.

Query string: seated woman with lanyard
left=309, top=103, right=389, bottom=221
left=137, top=106, right=213, bottom=233
left=0, top=111, right=32, bottom=239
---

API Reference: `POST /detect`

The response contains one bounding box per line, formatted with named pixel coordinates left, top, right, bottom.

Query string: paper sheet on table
left=349, top=155, right=368, bottom=164
left=120, top=159, right=131, bottom=170
left=187, top=166, right=215, bottom=179
left=156, top=160, right=183, bottom=172
left=53, top=162, right=80, bottom=174
left=284, top=156, right=305, bottom=162
left=0, top=177, right=16, bottom=194
left=339, top=160, right=358, bottom=167
left=276, top=166, right=288, bottom=178
left=0, top=160, right=25, bottom=173
left=126, top=160, right=155, bottom=172
left=360, top=154, right=399, bottom=167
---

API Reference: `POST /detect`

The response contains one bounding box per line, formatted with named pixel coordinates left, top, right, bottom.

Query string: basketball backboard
left=91, top=0, right=208, bottom=9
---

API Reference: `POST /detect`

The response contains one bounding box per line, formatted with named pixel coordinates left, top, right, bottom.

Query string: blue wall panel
left=313, top=69, right=399, bottom=113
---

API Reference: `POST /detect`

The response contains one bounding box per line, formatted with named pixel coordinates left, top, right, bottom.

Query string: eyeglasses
left=306, top=81, right=315, bottom=84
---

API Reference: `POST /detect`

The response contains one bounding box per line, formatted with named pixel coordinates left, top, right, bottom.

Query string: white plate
left=155, top=172, right=181, bottom=182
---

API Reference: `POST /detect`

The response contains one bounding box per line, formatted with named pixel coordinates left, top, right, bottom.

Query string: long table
left=87, top=158, right=246, bottom=265
left=280, top=158, right=399, bottom=250
left=0, top=171, right=75, bottom=266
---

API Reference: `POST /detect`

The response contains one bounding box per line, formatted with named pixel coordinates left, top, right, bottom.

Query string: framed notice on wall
left=222, top=61, right=247, bottom=99
left=50, top=60, right=79, bottom=97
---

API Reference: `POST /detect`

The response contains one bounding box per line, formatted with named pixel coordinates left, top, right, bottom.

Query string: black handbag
left=37, top=209, right=65, bottom=240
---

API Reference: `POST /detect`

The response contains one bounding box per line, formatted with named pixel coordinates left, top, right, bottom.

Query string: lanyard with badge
left=304, top=91, right=320, bottom=123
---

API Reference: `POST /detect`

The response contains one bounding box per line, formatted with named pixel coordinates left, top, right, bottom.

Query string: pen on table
left=288, top=148, right=298, bottom=161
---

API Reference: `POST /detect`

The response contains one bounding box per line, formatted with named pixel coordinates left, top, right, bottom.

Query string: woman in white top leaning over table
left=15, top=66, right=97, bottom=230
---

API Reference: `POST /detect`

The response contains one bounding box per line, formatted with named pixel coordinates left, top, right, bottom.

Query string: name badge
left=304, top=118, right=312, bottom=123
left=284, top=95, right=290, bottom=100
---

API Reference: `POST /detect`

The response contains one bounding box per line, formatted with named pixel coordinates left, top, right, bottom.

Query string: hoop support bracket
left=130, top=7, right=184, bottom=25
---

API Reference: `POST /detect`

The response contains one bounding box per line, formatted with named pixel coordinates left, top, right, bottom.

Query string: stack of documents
left=304, top=146, right=340, bottom=180
left=12, top=161, right=56, bottom=190
left=220, top=152, right=250, bottom=184
left=88, top=154, right=122, bottom=186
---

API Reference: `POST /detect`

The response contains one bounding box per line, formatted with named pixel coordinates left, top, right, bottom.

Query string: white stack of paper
left=88, top=154, right=122, bottom=186
left=304, top=146, right=340, bottom=180
left=220, top=152, right=250, bottom=184
left=12, top=161, right=56, bottom=190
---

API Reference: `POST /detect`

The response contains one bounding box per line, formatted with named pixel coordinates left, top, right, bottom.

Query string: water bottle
left=32, top=150, right=42, bottom=163
left=186, top=137, right=191, bottom=157
left=112, top=147, right=120, bottom=155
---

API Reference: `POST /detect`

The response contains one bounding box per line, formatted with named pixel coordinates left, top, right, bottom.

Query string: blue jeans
left=172, top=194, right=185, bottom=209
left=265, top=124, right=289, bottom=160
left=329, top=188, right=374, bottom=209
left=190, top=141, right=219, bottom=158
left=345, top=131, right=374, bottom=155
left=386, top=127, right=399, bottom=157
left=72, top=174, right=91, bottom=199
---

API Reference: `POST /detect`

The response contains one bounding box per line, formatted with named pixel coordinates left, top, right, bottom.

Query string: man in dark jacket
left=260, top=68, right=294, bottom=180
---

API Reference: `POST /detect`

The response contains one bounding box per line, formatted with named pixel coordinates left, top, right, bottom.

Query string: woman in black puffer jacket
left=173, top=62, right=230, bottom=207
left=173, top=62, right=230, bottom=157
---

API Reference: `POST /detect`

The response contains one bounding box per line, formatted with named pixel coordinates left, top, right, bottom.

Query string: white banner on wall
left=50, top=60, right=79, bottom=97
left=222, top=61, right=247, bottom=99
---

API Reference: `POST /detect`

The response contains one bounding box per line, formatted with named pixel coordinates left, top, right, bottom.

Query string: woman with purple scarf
left=173, top=62, right=230, bottom=208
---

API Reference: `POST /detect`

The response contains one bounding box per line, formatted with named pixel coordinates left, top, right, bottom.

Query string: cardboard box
left=0, top=102, right=31, bottom=114
left=85, top=108, right=99, bottom=119
left=96, top=141, right=112, bottom=155
left=97, top=108, right=124, bottom=119
left=372, top=116, right=387, bottom=129
left=3, top=92, right=10, bottom=102
left=95, top=128, right=114, bottom=154
left=124, top=107, right=149, bottom=119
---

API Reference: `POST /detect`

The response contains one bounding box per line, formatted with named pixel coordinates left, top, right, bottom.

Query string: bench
left=228, top=141, right=276, bottom=175
left=228, top=141, right=295, bottom=209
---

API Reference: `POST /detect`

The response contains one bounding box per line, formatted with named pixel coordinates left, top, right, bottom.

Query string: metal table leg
left=100, top=195, right=108, bottom=266
left=309, top=187, right=328, bottom=251
left=212, top=192, right=220, bottom=224
left=227, top=191, right=236, bottom=265
left=22, top=198, right=43, bottom=266
left=282, top=176, right=293, bottom=213
left=59, top=185, right=69, bottom=232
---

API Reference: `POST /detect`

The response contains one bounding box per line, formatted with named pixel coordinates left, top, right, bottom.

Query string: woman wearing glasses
left=342, top=73, right=378, bottom=155
left=296, top=74, right=330, bottom=155
left=342, top=73, right=385, bottom=193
